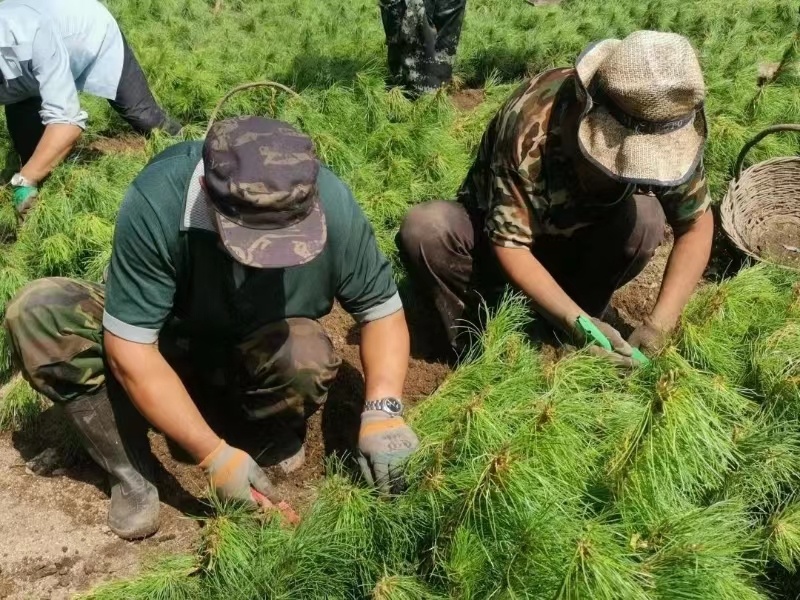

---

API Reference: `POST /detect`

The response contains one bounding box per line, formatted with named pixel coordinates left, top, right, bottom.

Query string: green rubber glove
left=12, top=185, right=39, bottom=219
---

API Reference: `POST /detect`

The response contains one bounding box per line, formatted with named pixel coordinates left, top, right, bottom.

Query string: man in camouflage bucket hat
left=5, top=116, right=417, bottom=539
left=398, top=31, right=714, bottom=366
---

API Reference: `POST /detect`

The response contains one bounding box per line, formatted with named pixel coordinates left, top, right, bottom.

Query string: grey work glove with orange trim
left=357, top=411, right=419, bottom=495
left=200, top=439, right=279, bottom=507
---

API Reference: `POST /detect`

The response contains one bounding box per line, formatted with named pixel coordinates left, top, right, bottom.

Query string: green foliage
left=81, top=555, right=201, bottom=600
left=0, top=374, right=45, bottom=431
left=679, top=265, right=794, bottom=384
left=767, top=501, right=800, bottom=573
left=5, top=0, right=798, bottom=595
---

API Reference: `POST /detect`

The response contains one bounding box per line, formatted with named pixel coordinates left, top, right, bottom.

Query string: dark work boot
left=63, top=388, right=160, bottom=539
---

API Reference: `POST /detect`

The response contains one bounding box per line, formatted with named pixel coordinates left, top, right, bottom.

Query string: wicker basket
left=720, top=124, right=800, bottom=270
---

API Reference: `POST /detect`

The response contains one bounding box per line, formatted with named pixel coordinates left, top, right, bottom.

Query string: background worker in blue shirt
left=0, top=0, right=181, bottom=218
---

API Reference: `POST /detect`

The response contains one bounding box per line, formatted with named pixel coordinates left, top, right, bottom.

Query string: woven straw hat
left=575, top=30, right=707, bottom=186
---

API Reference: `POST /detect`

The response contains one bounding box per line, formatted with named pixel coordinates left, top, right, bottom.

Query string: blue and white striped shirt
left=0, top=0, right=125, bottom=128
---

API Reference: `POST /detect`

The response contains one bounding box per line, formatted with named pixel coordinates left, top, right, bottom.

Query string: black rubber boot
left=63, top=387, right=160, bottom=539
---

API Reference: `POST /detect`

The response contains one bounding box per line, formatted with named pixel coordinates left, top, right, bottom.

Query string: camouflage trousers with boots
left=4, top=278, right=341, bottom=536
left=380, top=0, right=467, bottom=95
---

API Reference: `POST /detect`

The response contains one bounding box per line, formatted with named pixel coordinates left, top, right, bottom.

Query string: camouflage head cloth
left=203, top=116, right=327, bottom=269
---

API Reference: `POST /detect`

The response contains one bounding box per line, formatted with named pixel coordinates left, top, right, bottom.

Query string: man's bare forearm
left=103, top=331, right=220, bottom=462
left=650, top=210, right=714, bottom=329
left=20, top=123, right=82, bottom=183
left=493, top=244, right=585, bottom=331
left=359, top=309, right=409, bottom=402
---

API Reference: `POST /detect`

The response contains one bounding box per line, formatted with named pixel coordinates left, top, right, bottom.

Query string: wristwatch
left=10, top=173, right=35, bottom=187
left=364, top=397, right=404, bottom=416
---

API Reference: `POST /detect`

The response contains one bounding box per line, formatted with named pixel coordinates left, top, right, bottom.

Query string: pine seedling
left=197, top=503, right=281, bottom=600
left=261, top=474, right=406, bottom=599
left=613, top=349, right=755, bottom=518
left=79, top=554, right=201, bottom=600
left=679, top=266, right=792, bottom=384
left=752, top=321, right=800, bottom=419
left=637, top=502, right=766, bottom=600
left=766, top=500, right=800, bottom=573
left=371, top=574, right=445, bottom=600
left=0, top=375, right=45, bottom=431
left=715, top=412, right=800, bottom=511
left=554, top=520, right=650, bottom=600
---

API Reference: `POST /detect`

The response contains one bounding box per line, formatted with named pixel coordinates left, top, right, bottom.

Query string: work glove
left=200, top=439, right=279, bottom=508
left=12, top=184, right=39, bottom=221
left=357, top=411, right=419, bottom=495
left=628, top=317, right=670, bottom=355
left=574, top=317, right=637, bottom=369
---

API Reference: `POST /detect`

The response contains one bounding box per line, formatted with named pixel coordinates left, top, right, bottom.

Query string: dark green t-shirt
left=102, top=141, right=400, bottom=345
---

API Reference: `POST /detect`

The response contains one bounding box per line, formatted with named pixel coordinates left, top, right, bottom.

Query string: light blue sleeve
left=31, top=20, right=87, bottom=128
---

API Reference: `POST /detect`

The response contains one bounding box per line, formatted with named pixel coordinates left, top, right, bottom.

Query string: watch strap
left=364, top=397, right=404, bottom=416
left=11, top=173, right=35, bottom=188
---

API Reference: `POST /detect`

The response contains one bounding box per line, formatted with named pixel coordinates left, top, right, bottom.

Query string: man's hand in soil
left=357, top=411, right=419, bottom=495
left=200, top=439, right=279, bottom=507
left=575, top=317, right=637, bottom=369
left=628, top=317, right=671, bottom=355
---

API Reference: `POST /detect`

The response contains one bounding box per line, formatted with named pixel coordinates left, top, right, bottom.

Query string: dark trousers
left=397, top=196, right=666, bottom=348
left=380, top=0, right=467, bottom=94
left=4, top=37, right=179, bottom=164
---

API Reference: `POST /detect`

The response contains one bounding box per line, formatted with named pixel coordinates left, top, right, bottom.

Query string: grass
left=0, top=0, right=796, bottom=597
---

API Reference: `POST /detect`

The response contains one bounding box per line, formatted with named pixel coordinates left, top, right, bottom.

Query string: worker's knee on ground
left=243, top=318, right=341, bottom=408
left=625, top=198, right=667, bottom=260
left=5, top=278, right=105, bottom=402
left=397, top=201, right=455, bottom=264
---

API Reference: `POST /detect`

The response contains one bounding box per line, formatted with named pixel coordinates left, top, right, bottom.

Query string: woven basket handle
left=734, top=124, right=800, bottom=180
left=205, top=81, right=303, bottom=136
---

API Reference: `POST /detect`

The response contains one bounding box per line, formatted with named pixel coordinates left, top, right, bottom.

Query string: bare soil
left=608, top=231, right=674, bottom=337
left=754, top=221, right=800, bottom=269
left=0, top=305, right=450, bottom=599
left=450, top=89, right=486, bottom=112
left=86, top=135, right=146, bottom=156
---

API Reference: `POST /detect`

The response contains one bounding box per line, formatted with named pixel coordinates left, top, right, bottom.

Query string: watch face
left=384, top=398, right=402, bottom=414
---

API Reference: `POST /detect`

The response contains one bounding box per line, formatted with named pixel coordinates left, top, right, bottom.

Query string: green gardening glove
left=357, top=411, right=419, bottom=495
left=12, top=185, right=39, bottom=220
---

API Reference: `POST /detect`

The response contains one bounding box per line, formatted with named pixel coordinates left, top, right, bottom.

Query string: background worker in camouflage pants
left=5, top=116, right=416, bottom=540
left=398, top=32, right=715, bottom=365
left=380, top=0, right=467, bottom=95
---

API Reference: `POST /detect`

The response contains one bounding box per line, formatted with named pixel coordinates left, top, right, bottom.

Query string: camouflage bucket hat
left=203, top=116, right=327, bottom=269
left=574, top=30, right=707, bottom=187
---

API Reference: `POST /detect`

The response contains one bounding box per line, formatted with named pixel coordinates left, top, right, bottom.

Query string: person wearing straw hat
left=398, top=30, right=714, bottom=365
left=4, top=116, right=417, bottom=539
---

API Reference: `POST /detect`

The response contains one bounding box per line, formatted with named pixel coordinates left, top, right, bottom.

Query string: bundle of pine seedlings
left=678, top=265, right=796, bottom=385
